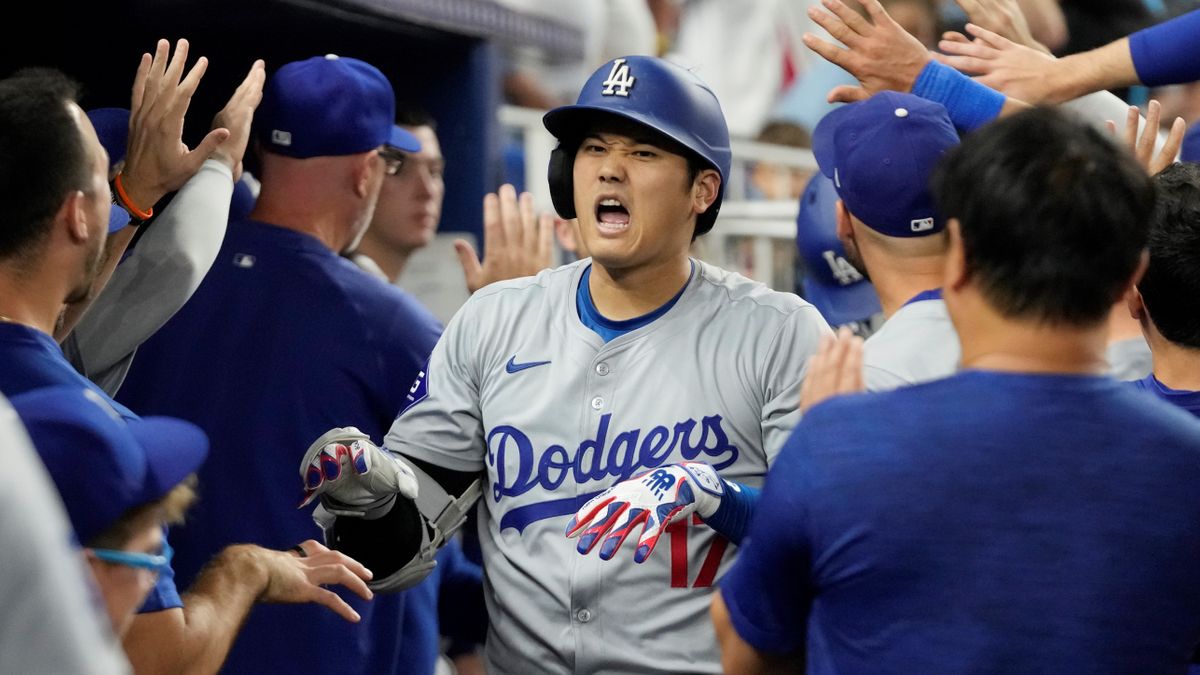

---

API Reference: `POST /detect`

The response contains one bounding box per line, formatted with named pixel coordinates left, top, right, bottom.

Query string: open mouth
left=595, top=198, right=630, bottom=232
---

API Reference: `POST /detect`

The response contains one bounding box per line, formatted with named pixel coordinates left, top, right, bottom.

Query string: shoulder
left=692, top=260, right=828, bottom=333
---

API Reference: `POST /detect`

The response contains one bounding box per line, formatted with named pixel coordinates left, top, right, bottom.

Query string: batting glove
left=299, top=427, right=419, bottom=517
left=565, top=462, right=725, bottom=564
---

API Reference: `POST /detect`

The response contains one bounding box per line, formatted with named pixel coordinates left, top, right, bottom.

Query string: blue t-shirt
left=0, top=322, right=182, bottom=612
left=1133, top=374, right=1200, bottom=419
left=117, top=220, right=442, bottom=675
left=722, top=370, right=1200, bottom=673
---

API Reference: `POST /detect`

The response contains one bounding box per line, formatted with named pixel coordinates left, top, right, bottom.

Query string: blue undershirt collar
left=576, top=261, right=694, bottom=343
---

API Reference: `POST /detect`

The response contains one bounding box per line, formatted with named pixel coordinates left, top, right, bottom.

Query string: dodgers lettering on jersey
left=386, top=259, right=830, bottom=674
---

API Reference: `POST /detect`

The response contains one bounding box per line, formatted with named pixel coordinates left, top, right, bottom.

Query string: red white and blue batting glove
left=299, top=427, right=419, bottom=514
left=565, top=462, right=725, bottom=564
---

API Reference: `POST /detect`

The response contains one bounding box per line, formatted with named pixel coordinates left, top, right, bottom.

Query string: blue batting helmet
left=543, top=56, right=732, bottom=236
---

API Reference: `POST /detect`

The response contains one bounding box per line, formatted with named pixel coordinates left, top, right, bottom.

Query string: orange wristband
left=113, top=172, right=154, bottom=221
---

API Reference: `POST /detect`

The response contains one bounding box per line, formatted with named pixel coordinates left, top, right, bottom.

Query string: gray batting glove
left=299, top=427, right=419, bottom=517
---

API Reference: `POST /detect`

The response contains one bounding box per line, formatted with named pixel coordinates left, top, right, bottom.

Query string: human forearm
left=69, top=160, right=231, bottom=380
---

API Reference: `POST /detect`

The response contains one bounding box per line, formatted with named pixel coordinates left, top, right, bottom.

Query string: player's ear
left=1123, top=250, right=1149, bottom=321
left=57, top=189, right=90, bottom=244
left=835, top=199, right=854, bottom=244
left=352, top=150, right=376, bottom=199
left=943, top=217, right=969, bottom=291
left=691, top=169, right=720, bottom=215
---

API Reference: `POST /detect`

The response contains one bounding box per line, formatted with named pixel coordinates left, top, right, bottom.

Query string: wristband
left=112, top=172, right=154, bottom=222
left=911, top=60, right=1005, bottom=132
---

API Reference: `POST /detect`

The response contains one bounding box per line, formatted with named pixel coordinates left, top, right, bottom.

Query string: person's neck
left=588, top=256, right=691, bottom=320
left=249, top=200, right=350, bottom=253
left=1146, top=328, right=1200, bottom=391
left=953, top=296, right=1109, bottom=375
left=354, top=237, right=412, bottom=283
left=0, top=268, right=65, bottom=336
left=861, top=253, right=945, bottom=318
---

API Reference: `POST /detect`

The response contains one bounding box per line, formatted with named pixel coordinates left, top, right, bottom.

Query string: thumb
left=827, top=85, right=870, bottom=104
left=194, top=127, right=231, bottom=158
left=454, top=239, right=483, bottom=293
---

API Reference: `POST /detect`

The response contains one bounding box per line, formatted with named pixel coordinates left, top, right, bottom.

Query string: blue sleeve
left=1128, top=10, right=1200, bottom=87
left=137, top=526, right=183, bottom=612
left=718, top=431, right=813, bottom=654
left=702, top=481, right=761, bottom=545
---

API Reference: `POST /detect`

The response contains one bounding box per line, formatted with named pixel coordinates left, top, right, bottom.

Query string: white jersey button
left=595, top=363, right=610, bottom=376
left=576, top=608, right=592, bottom=623
left=590, top=396, right=604, bottom=410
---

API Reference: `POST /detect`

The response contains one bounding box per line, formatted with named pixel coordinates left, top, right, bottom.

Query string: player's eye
left=632, top=148, right=658, bottom=159
left=583, top=143, right=606, bottom=154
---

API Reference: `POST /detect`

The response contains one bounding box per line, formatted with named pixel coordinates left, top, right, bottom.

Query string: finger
left=819, top=0, right=875, bottom=40
left=937, top=35, right=998, bottom=59
left=827, top=85, right=871, bottom=104
left=633, top=506, right=683, bottom=563
left=304, top=547, right=373, bottom=582
left=933, top=54, right=993, bottom=76
left=146, top=39, right=170, bottom=95
left=482, top=191, right=505, bottom=248
left=599, top=508, right=651, bottom=561
left=309, top=563, right=374, bottom=602
left=1153, top=116, right=1186, bottom=175
left=537, top=212, right=555, bottom=269
left=1104, top=119, right=1117, bottom=136
left=453, top=239, right=483, bottom=293
left=1125, top=105, right=1144, bottom=161
left=964, top=22, right=1011, bottom=50
left=170, top=55, right=209, bottom=121
left=565, top=494, right=612, bottom=537
left=576, top=500, right=629, bottom=555
left=835, top=334, right=865, bottom=394
left=130, top=53, right=152, bottom=114
left=1138, top=101, right=1162, bottom=164
left=858, top=0, right=899, bottom=29
left=802, top=32, right=850, bottom=70
left=162, top=38, right=191, bottom=90
left=498, top=184, right=522, bottom=248
left=310, top=586, right=362, bottom=623
left=187, top=128, right=230, bottom=166
left=808, top=5, right=862, bottom=49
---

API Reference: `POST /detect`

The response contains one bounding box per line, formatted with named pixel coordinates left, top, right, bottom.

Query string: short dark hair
left=0, top=69, right=90, bottom=260
left=395, top=103, right=436, bottom=131
left=932, top=107, right=1155, bottom=326
left=1139, top=162, right=1200, bottom=347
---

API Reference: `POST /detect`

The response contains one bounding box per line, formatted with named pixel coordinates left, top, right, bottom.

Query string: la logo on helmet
left=601, top=59, right=636, bottom=97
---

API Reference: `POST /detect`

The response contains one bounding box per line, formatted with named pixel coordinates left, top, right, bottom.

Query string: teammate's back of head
left=0, top=70, right=89, bottom=261
left=932, top=107, right=1156, bottom=327
left=1138, top=162, right=1200, bottom=348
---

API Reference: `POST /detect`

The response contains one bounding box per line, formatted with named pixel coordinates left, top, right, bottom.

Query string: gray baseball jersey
left=863, top=296, right=960, bottom=392
left=384, top=258, right=830, bottom=674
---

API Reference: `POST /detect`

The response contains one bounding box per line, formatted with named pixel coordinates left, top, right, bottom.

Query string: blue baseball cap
left=255, top=55, right=420, bottom=159
left=86, top=107, right=134, bottom=233
left=796, top=173, right=882, bottom=326
left=813, top=92, right=959, bottom=238
left=1182, top=121, right=1200, bottom=163
left=10, top=386, right=208, bottom=544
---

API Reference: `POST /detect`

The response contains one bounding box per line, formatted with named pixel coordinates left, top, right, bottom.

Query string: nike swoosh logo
left=505, top=356, right=551, bottom=374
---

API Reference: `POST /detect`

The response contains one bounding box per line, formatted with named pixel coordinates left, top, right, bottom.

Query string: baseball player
left=812, top=92, right=962, bottom=391
left=300, top=55, right=831, bottom=673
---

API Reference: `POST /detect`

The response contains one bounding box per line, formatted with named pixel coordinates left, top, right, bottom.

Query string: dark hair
left=755, top=120, right=811, bottom=149
left=1139, top=162, right=1200, bottom=347
left=932, top=107, right=1155, bottom=326
left=0, top=69, right=90, bottom=260
left=395, top=103, right=436, bottom=131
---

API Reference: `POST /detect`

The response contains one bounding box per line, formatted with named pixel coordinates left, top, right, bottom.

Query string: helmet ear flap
left=547, top=144, right=577, bottom=220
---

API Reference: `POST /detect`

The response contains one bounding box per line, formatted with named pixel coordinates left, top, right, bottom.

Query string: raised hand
left=802, top=0, right=933, bottom=104
left=120, top=39, right=231, bottom=211
left=299, top=427, right=419, bottom=514
left=209, top=59, right=267, bottom=182
left=935, top=23, right=1062, bottom=104
left=1106, top=99, right=1186, bottom=177
left=257, top=540, right=374, bottom=623
left=951, top=0, right=1047, bottom=52
left=799, top=326, right=865, bottom=413
left=455, top=184, right=555, bottom=294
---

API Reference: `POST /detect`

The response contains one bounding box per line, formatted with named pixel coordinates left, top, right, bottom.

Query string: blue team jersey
left=722, top=370, right=1200, bottom=673
left=117, top=220, right=442, bottom=675
left=0, top=322, right=182, bottom=612
left=1133, top=374, right=1200, bottom=419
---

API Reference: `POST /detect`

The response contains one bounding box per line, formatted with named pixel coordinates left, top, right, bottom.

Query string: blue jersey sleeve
left=718, top=430, right=814, bottom=654
left=1128, top=10, right=1200, bottom=87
